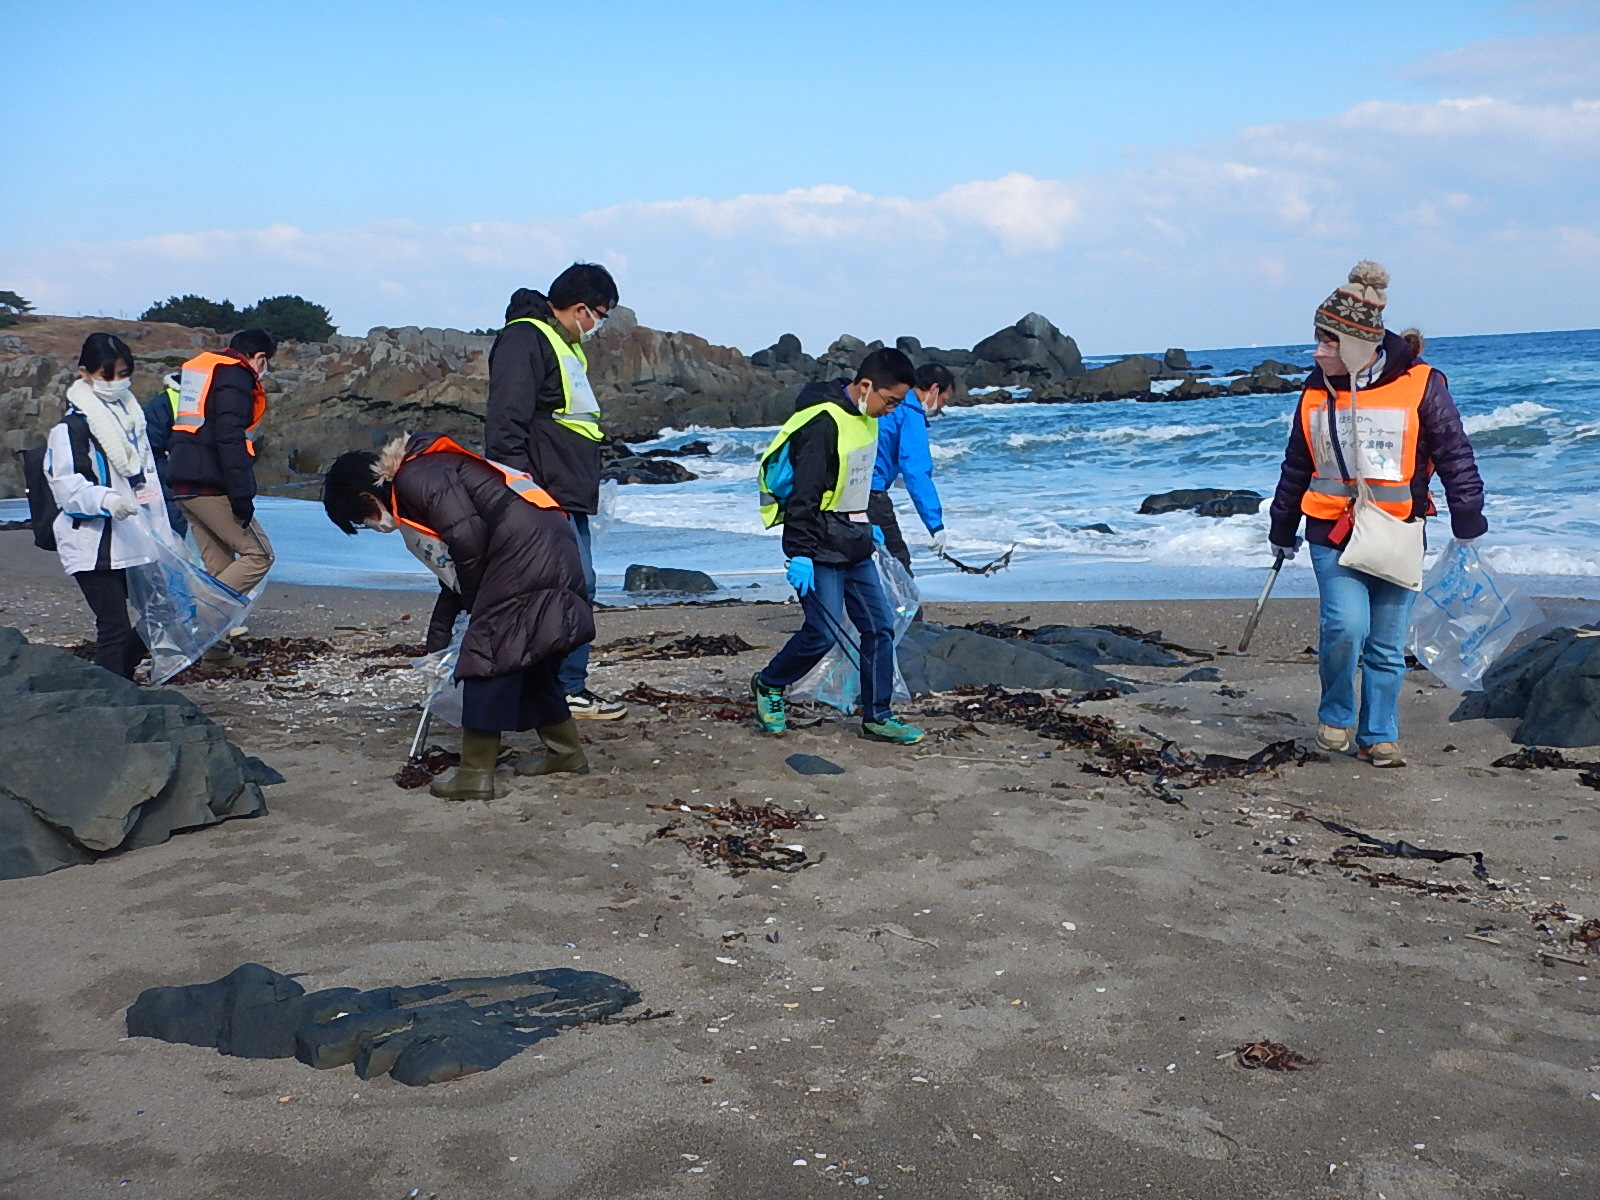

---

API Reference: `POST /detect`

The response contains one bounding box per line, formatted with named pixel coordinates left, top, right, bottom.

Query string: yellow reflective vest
left=757, top=402, right=878, bottom=529
left=505, top=317, right=603, bottom=442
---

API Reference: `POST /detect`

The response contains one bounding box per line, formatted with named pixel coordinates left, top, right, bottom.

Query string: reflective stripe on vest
left=164, top=386, right=180, bottom=417
left=175, top=351, right=268, bottom=456
left=505, top=317, right=603, bottom=442
left=1297, top=364, right=1430, bottom=522
left=757, top=402, right=879, bottom=529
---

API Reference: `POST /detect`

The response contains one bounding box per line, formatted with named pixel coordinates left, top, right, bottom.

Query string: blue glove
left=871, top=524, right=885, bottom=546
left=786, top=556, right=815, bottom=596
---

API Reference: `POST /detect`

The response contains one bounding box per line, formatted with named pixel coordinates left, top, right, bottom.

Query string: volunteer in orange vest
left=321, top=433, right=595, bottom=799
left=166, top=327, right=277, bottom=667
left=1267, top=262, right=1487, bottom=769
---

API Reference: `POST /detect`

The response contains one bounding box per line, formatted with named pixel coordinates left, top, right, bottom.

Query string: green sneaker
left=861, top=716, right=924, bottom=745
left=750, top=672, right=787, bottom=734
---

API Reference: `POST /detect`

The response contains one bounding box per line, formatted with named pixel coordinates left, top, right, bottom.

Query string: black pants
left=74, top=569, right=147, bottom=680
left=867, top=490, right=913, bottom=575
left=460, top=659, right=569, bottom=732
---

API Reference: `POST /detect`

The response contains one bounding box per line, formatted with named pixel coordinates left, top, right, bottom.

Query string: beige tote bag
left=1328, top=384, right=1425, bottom=590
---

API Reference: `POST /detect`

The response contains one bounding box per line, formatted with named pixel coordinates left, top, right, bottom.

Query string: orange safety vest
left=1298, top=364, right=1431, bottom=521
left=391, top=435, right=562, bottom=540
left=174, top=351, right=268, bottom=455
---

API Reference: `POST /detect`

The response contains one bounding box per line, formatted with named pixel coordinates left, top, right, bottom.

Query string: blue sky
left=3, top=1, right=1597, bottom=354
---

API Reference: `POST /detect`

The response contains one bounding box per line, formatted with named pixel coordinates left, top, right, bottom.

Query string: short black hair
left=854, top=347, right=916, bottom=389
left=322, top=450, right=385, bottom=536
left=914, top=363, right=955, bottom=393
left=548, top=262, right=619, bottom=312
left=78, top=332, right=134, bottom=379
left=229, top=328, right=277, bottom=359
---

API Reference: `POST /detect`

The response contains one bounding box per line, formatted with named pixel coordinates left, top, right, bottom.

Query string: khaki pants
left=177, top=495, right=275, bottom=595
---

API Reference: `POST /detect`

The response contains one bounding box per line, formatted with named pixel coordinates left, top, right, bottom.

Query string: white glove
left=105, top=493, right=138, bottom=520
left=929, top=528, right=948, bottom=554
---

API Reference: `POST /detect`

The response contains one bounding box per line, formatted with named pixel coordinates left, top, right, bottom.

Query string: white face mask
left=366, top=510, right=397, bottom=534
left=90, top=377, right=133, bottom=400
left=579, top=314, right=606, bottom=344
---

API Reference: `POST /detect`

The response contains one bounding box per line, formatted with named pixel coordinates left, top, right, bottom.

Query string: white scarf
left=67, top=378, right=146, bottom=480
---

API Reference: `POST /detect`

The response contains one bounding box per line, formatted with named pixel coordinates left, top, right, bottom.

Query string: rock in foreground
left=0, top=627, right=276, bottom=879
left=1451, top=625, right=1600, bottom=747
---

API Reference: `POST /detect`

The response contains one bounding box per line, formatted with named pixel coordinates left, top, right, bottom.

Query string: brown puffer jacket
left=378, top=434, right=594, bottom=680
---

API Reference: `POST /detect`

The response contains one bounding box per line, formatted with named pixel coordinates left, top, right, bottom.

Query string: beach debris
left=1292, top=811, right=1488, bottom=879
left=393, top=745, right=461, bottom=789
left=937, top=545, right=1015, bottom=575
left=171, top=636, right=336, bottom=682
left=126, top=963, right=642, bottom=1086
left=1228, top=1040, right=1320, bottom=1071
left=601, top=633, right=756, bottom=661
left=786, top=753, right=844, bottom=776
left=620, top=682, right=750, bottom=721
left=647, top=799, right=822, bottom=874
left=940, top=685, right=1315, bottom=796
left=1491, top=746, right=1600, bottom=789
left=351, top=642, right=427, bottom=659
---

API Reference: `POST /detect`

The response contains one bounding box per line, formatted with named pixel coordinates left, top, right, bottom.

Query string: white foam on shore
left=1461, top=401, right=1555, bottom=434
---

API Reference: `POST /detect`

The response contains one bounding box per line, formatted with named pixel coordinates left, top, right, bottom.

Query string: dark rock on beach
left=1139, top=488, right=1264, bottom=517
left=1451, top=625, right=1600, bottom=747
left=897, top=621, right=1153, bottom=696
left=0, top=626, right=274, bottom=880
left=1194, top=492, right=1265, bottom=518
left=623, top=565, right=719, bottom=594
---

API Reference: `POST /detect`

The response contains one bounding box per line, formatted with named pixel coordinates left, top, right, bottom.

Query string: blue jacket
left=870, top=389, right=943, bottom=533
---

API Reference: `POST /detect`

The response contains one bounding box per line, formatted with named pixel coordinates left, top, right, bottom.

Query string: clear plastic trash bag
left=590, top=478, right=620, bottom=536
left=120, top=512, right=261, bottom=684
left=790, top=548, right=919, bottom=714
left=409, top=612, right=469, bottom=727
left=1409, top=539, right=1542, bottom=692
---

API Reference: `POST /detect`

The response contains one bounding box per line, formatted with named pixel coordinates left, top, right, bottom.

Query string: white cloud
left=1401, top=30, right=1600, bottom=101
left=5, top=42, right=1597, bottom=353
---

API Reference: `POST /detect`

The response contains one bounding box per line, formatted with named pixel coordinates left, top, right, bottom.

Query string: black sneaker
left=566, top=688, right=628, bottom=720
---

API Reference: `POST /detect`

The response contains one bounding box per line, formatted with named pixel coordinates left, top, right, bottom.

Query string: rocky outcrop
left=1451, top=626, right=1600, bottom=747
left=1140, top=488, right=1264, bottom=518
left=622, top=565, right=719, bottom=594
left=0, top=311, right=1309, bottom=497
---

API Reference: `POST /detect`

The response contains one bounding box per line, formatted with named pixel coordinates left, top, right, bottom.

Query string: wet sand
left=2, top=530, right=1598, bottom=1200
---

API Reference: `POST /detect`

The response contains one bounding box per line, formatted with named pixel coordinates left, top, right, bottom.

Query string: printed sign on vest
left=401, top=524, right=460, bottom=592
left=1309, top=407, right=1408, bottom=481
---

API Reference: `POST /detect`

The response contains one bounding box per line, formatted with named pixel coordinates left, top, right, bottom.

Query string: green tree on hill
left=140, top=294, right=241, bottom=330
left=0, top=290, right=33, bottom=328
left=239, top=295, right=335, bottom=343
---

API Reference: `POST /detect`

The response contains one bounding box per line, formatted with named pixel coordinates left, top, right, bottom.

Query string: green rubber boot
left=515, top=718, right=591, bottom=777
left=429, top=727, right=501, bottom=800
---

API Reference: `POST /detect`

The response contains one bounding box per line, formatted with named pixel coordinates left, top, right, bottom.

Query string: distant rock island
left=0, top=311, right=1307, bottom=497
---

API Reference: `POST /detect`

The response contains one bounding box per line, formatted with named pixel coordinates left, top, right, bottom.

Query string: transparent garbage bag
left=1409, top=539, right=1542, bottom=692
left=409, top=612, right=469, bottom=727
left=590, top=478, right=620, bottom=536
left=790, top=547, right=919, bottom=714
left=121, top=511, right=261, bottom=684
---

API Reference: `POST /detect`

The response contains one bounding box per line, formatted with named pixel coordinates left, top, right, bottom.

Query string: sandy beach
left=2, top=529, right=1597, bottom=1200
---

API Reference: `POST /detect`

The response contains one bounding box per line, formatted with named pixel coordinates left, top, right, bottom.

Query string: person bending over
left=322, top=433, right=595, bottom=799
left=750, top=348, right=924, bottom=745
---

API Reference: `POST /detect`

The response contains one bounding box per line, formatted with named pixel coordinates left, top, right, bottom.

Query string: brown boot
left=430, top=727, right=501, bottom=800
left=514, top=718, right=590, bottom=777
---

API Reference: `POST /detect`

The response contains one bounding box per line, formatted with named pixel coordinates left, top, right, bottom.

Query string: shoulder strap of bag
left=1323, top=382, right=1373, bottom=505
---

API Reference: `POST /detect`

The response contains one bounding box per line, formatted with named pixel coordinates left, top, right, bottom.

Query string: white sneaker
left=566, top=689, right=628, bottom=720
left=1315, top=724, right=1352, bottom=752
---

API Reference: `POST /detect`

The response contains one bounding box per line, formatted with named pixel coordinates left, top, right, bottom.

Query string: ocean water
left=6, top=329, right=1595, bottom=604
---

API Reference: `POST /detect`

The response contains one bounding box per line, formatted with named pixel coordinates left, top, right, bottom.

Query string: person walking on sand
left=43, top=333, right=171, bottom=679
left=321, top=433, right=595, bottom=799
left=1268, top=261, right=1487, bottom=768
left=750, top=348, right=925, bottom=745
left=166, top=328, right=278, bottom=667
left=485, top=263, right=627, bottom=721
left=868, top=362, right=954, bottom=575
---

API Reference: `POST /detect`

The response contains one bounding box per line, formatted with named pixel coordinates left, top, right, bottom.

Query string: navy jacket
left=1269, top=331, right=1488, bottom=550
left=164, top=359, right=260, bottom=502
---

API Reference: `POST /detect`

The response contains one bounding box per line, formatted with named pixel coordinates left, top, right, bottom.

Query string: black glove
left=230, top=496, right=255, bottom=528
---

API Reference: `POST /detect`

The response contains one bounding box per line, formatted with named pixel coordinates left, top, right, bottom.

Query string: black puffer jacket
left=780, top=380, right=877, bottom=567
left=1269, top=331, right=1488, bottom=550
left=165, top=357, right=261, bottom=501
left=484, top=292, right=602, bottom=515
left=383, top=434, right=594, bottom=680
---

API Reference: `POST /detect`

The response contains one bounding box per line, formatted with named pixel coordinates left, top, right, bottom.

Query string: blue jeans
left=556, top=513, right=595, bottom=696
left=759, top=557, right=896, bottom=722
left=1310, top=543, right=1419, bottom=746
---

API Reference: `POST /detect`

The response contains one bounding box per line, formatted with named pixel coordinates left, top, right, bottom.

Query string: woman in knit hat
left=1267, top=262, right=1488, bottom=767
